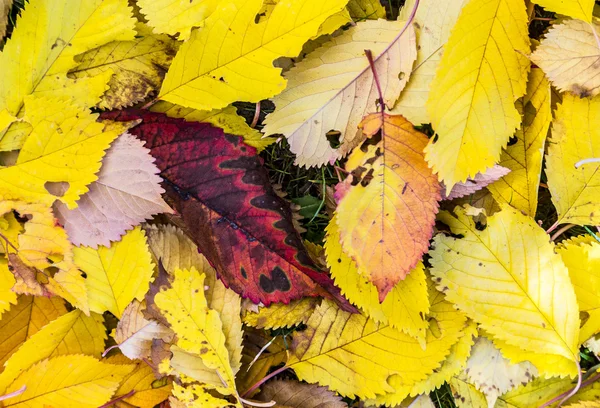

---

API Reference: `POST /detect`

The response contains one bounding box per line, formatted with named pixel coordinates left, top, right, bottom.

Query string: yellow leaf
left=68, top=23, right=179, bottom=110
left=557, top=236, right=600, bottom=343
left=464, top=336, right=536, bottom=407
left=243, top=298, right=319, bottom=330
left=158, top=0, right=348, bottom=112
left=532, top=19, right=600, bottom=98
left=495, top=376, right=574, bottom=408
left=0, top=309, right=106, bottom=394
left=532, top=0, right=594, bottom=22
left=566, top=402, right=600, bottom=408
left=487, top=68, right=551, bottom=216
left=263, top=19, right=417, bottom=167
left=0, top=0, right=136, bottom=150
left=145, top=224, right=243, bottom=373
left=490, top=334, right=578, bottom=378
left=0, top=109, right=16, bottom=133
left=392, top=0, right=467, bottom=125
left=235, top=328, right=287, bottom=396
left=74, top=227, right=154, bottom=318
left=0, top=201, right=88, bottom=312
left=408, top=321, right=477, bottom=397
left=0, top=97, right=122, bottom=208
left=429, top=206, right=580, bottom=365
left=154, top=267, right=239, bottom=398
left=107, top=354, right=172, bottom=408
left=112, top=299, right=173, bottom=360
left=170, top=382, right=238, bottom=408
left=150, top=102, right=274, bottom=152
left=287, top=290, right=467, bottom=399
left=169, top=346, right=224, bottom=390
left=2, top=355, right=133, bottom=408
left=346, top=0, right=386, bottom=19
left=426, top=0, right=530, bottom=189
left=335, top=114, right=440, bottom=298
left=449, top=376, right=488, bottom=408
left=0, top=259, right=17, bottom=316
left=138, top=0, right=221, bottom=41
left=325, top=216, right=430, bottom=341
left=0, top=295, right=66, bottom=370
left=546, top=94, right=600, bottom=226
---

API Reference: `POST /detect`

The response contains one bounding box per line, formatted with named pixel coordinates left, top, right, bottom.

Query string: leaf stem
left=241, top=365, right=289, bottom=397
left=550, top=224, right=576, bottom=241
left=251, top=102, right=261, bottom=128
left=364, top=49, right=385, bottom=112
left=546, top=220, right=559, bottom=234
left=0, top=385, right=26, bottom=402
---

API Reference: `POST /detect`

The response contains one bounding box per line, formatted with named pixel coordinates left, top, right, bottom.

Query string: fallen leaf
left=254, top=380, right=346, bottom=408
left=243, top=298, right=319, bottom=330
left=443, top=165, right=511, bottom=200
left=532, top=0, right=594, bottom=22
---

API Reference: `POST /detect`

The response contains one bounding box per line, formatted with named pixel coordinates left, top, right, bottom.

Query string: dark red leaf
left=102, top=110, right=353, bottom=311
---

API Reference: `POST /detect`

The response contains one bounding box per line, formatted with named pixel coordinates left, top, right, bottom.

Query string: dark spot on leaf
left=241, top=266, right=248, bottom=279
left=259, top=266, right=291, bottom=293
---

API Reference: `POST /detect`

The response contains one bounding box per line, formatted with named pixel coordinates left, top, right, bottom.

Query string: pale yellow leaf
left=145, top=224, right=243, bottom=373
left=138, top=0, right=221, bottom=41
left=325, top=216, right=429, bottom=340
left=532, top=0, right=594, bottom=22
left=0, top=109, right=16, bottom=134
left=532, top=19, right=600, bottom=98
left=288, top=290, right=467, bottom=399
left=0, top=0, right=136, bottom=150
left=546, top=94, right=600, bottom=226
left=243, top=298, right=319, bottom=330
left=0, top=259, right=16, bottom=316
left=426, top=0, right=530, bottom=189
left=158, top=0, right=349, bottom=112
left=113, top=299, right=173, bottom=360
left=465, top=336, right=536, bottom=407
left=392, top=0, right=467, bottom=124
left=0, top=295, right=66, bottom=370
left=429, top=206, right=580, bottom=364
left=494, top=376, right=577, bottom=408
left=2, top=355, right=133, bottom=408
left=488, top=68, right=551, bottom=216
left=169, top=346, right=223, bottom=390
left=69, top=23, right=178, bottom=110
left=0, top=97, right=122, bottom=208
left=557, top=235, right=600, bottom=343
left=74, top=227, right=154, bottom=318
left=263, top=19, right=417, bottom=167
left=449, top=376, right=488, bottom=408
left=0, top=310, right=106, bottom=394
left=150, top=102, right=274, bottom=152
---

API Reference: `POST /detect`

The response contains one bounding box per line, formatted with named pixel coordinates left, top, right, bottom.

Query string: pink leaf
left=442, top=165, right=511, bottom=200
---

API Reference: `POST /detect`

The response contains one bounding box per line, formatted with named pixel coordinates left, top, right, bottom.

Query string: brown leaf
left=254, top=380, right=346, bottom=408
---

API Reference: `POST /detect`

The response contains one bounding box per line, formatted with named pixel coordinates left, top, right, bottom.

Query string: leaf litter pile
left=2, top=0, right=600, bottom=407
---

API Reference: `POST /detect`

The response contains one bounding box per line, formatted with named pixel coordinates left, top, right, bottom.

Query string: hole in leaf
left=432, top=134, right=439, bottom=143
left=44, top=266, right=59, bottom=277
left=360, top=168, right=375, bottom=187
left=79, top=269, right=88, bottom=279
left=0, top=150, right=19, bottom=166
left=580, top=311, right=590, bottom=326
left=326, top=130, right=341, bottom=148
left=475, top=221, right=487, bottom=231
left=44, top=181, right=70, bottom=197
left=507, top=135, right=518, bottom=146
left=398, top=71, right=405, bottom=80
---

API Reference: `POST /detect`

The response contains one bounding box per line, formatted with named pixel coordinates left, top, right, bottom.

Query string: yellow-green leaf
left=0, top=295, right=66, bottom=370
left=150, top=101, right=274, bottom=152
left=74, top=227, right=154, bottom=318
left=154, top=267, right=238, bottom=398
left=532, top=0, right=594, bottom=22
left=158, top=0, right=348, bottom=112
left=487, top=68, right=551, bottom=216
left=243, top=298, right=319, bottom=330
left=325, top=215, right=429, bottom=340
left=429, top=206, right=580, bottom=365
left=68, top=23, right=179, bottom=110
left=449, top=376, right=488, bottom=408
left=495, top=376, right=575, bottom=408
left=546, top=94, right=600, bottom=226
left=3, top=355, right=133, bottom=408
left=287, top=291, right=467, bottom=399
left=0, top=310, right=106, bottom=394
left=557, top=235, right=600, bottom=343
left=0, top=0, right=136, bottom=150
left=346, top=0, right=386, bottom=19
left=0, top=97, right=123, bottom=208
left=426, top=0, right=530, bottom=189
left=392, top=0, right=467, bottom=125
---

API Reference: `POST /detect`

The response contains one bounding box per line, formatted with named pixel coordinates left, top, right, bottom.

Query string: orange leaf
left=336, top=113, right=440, bottom=300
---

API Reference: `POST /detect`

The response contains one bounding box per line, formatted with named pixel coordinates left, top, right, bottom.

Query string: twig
left=0, top=385, right=26, bottom=402
left=141, top=99, right=158, bottom=110
left=246, top=336, right=277, bottom=372
left=241, top=365, right=289, bottom=397
left=546, top=220, right=559, bottom=234
left=239, top=397, right=276, bottom=407
left=364, top=49, right=385, bottom=113
left=0, top=231, right=18, bottom=253
left=551, top=224, right=576, bottom=241
left=575, top=157, right=600, bottom=168
left=251, top=101, right=261, bottom=128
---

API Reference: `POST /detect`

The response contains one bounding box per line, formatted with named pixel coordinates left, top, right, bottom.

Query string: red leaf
left=102, top=110, right=352, bottom=310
